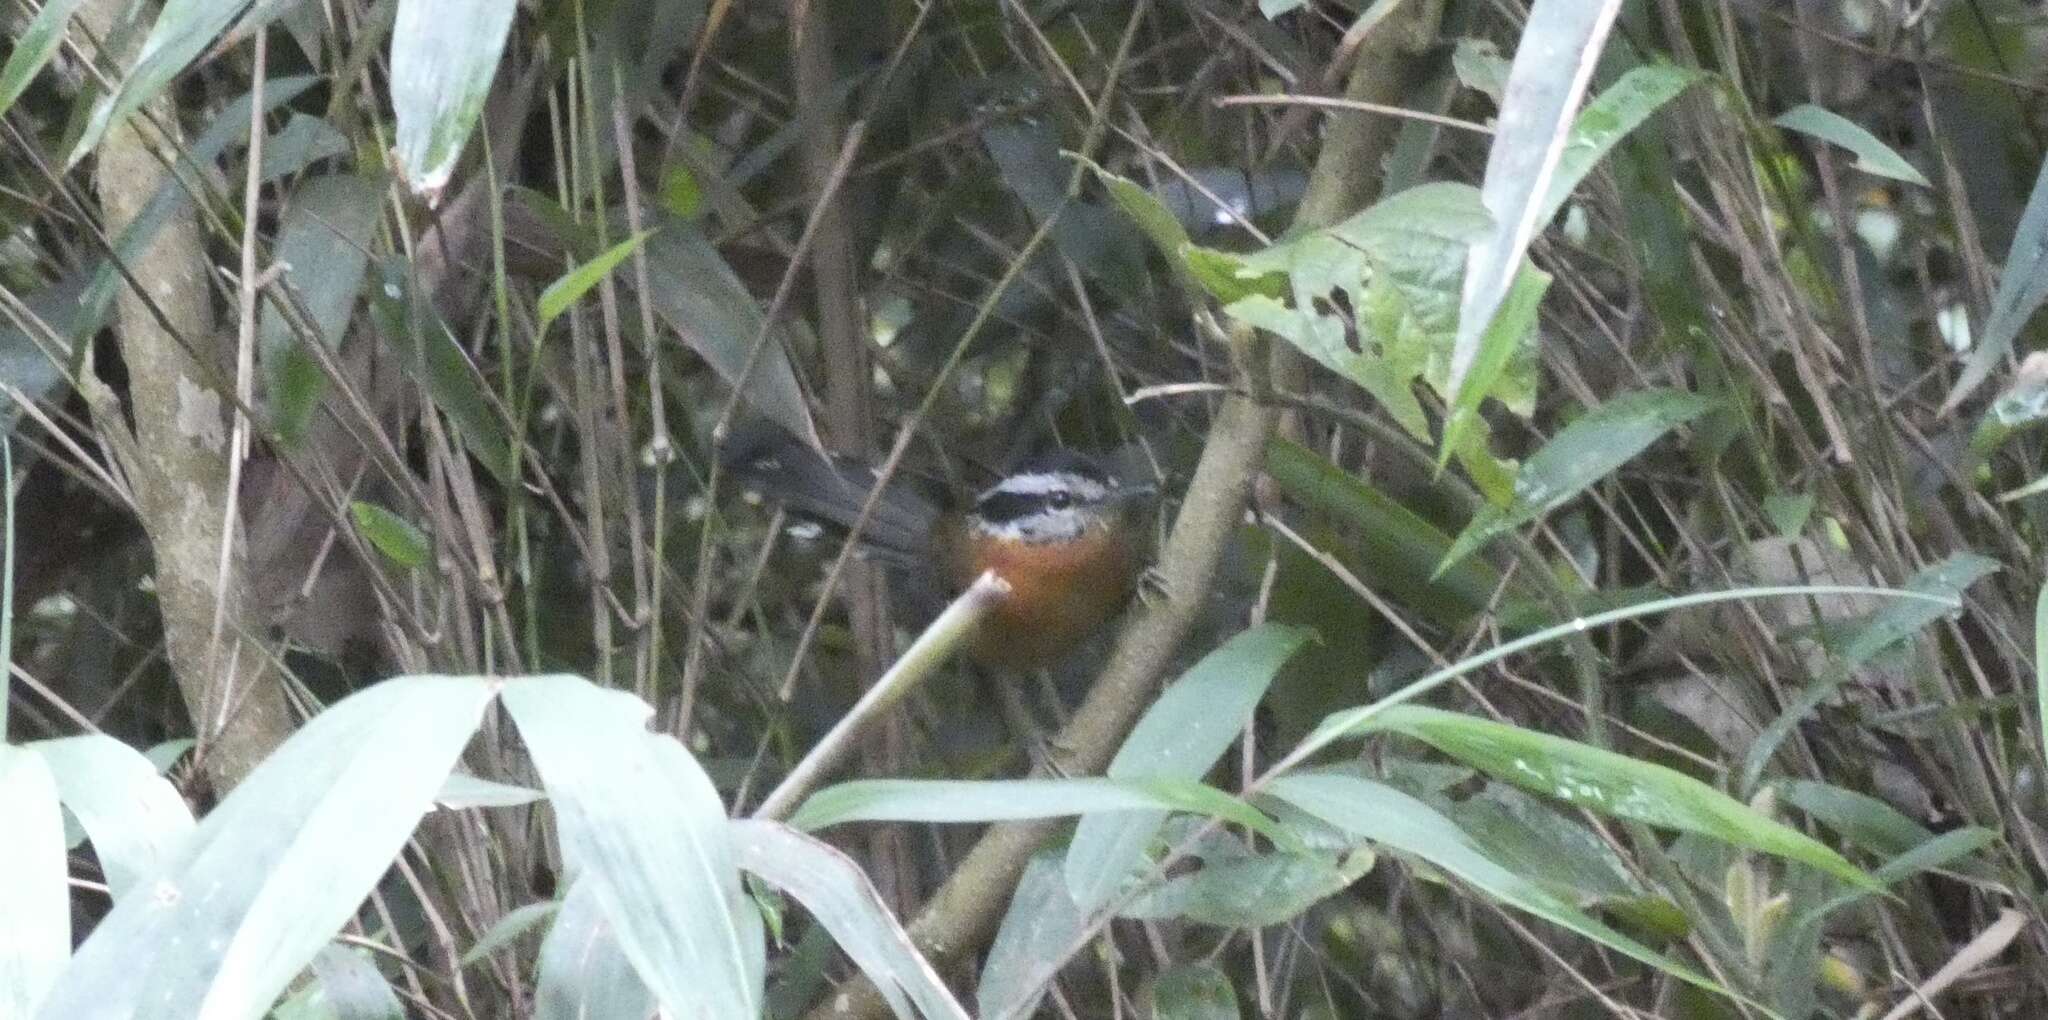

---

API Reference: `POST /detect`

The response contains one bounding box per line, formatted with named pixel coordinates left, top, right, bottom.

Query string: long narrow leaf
left=0, top=747, right=66, bottom=1018
left=1266, top=772, right=1744, bottom=1005
left=1065, top=625, right=1311, bottom=912
left=732, top=820, right=969, bottom=1020
left=1447, top=0, right=1624, bottom=401
left=1368, top=705, right=1879, bottom=891
left=30, top=735, right=194, bottom=900
left=792, top=776, right=1281, bottom=843
left=36, top=675, right=496, bottom=1020
left=502, top=675, right=762, bottom=1019
left=389, top=0, right=518, bottom=197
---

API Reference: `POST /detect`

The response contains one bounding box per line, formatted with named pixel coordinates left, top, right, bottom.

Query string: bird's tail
left=718, top=423, right=938, bottom=560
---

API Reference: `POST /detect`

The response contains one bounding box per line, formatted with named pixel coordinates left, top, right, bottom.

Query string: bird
left=719, top=426, right=1154, bottom=669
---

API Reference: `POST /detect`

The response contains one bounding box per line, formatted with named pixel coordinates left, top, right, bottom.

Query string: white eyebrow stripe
left=979, top=471, right=1110, bottom=502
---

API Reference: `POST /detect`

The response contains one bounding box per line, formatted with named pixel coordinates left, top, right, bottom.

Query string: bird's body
left=723, top=429, right=1150, bottom=670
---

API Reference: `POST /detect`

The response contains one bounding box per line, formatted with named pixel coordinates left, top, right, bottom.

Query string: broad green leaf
left=1263, top=437, right=1503, bottom=626
left=1439, top=388, right=1715, bottom=575
left=790, top=777, right=1282, bottom=844
left=537, top=230, right=657, bottom=331
left=532, top=879, right=655, bottom=1020
left=1774, top=104, right=1930, bottom=188
left=369, top=259, right=515, bottom=481
left=731, top=820, right=969, bottom=1020
left=1290, top=583, right=1957, bottom=771
left=1538, top=63, right=1709, bottom=225
left=1119, top=847, right=1371, bottom=928
left=1228, top=182, right=1494, bottom=442
left=978, top=852, right=1082, bottom=1020
left=36, top=675, right=497, bottom=1020
left=30, top=735, right=194, bottom=900
left=638, top=224, right=818, bottom=446
left=1066, top=625, right=1312, bottom=912
left=1742, top=553, right=1998, bottom=793
left=1453, top=37, right=1511, bottom=103
left=350, top=501, right=431, bottom=571
left=255, top=113, right=350, bottom=183
left=261, top=174, right=383, bottom=446
left=1147, top=962, right=1240, bottom=1020
left=1183, top=246, right=1285, bottom=305
left=435, top=772, right=542, bottom=809
left=390, top=0, right=518, bottom=197
left=1078, top=155, right=1192, bottom=268
left=1453, top=783, right=1642, bottom=904
left=982, top=122, right=1144, bottom=298
left=1369, top=705, right=1879, bottom=891
left=1447, top=0, right=1624, bottom=401
left=1440, top=264, right=1549, bottom=465
left=1943, top=154, right=2048, bottom=411
left=1777, top=780, right=1960, bottom=862
left=501, top=675, right=762, bottom=1019
left=0, top=747, right=66, bottom=1019
left=279, top=945, right=404, bottom=1020
left=1264, top=771, right=1740, bottom=1003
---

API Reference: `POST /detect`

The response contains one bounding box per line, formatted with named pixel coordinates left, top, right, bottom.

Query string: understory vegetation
left=5, top=0, right=2048, bottom=1017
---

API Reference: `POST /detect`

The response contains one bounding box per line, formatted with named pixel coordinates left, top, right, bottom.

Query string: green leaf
left=369, top=259, right=516, bottom=482
left=0, top=746, right=66, bottom=1018
left=537, top=230, right=657, bottom=332
left=69, top=0, right=262, bottom=166
left=1774, top=104, right=1930, bottom=188
left=29, top=735, right=194, bottom=900
left=1741, top=553, right=1999, bottom=793
left=261, top=174, right=384, bottom=446
left=1066, top=625, right=1312, bottom=912
left=1264, top=771, right=1746, bottom=1006
left=532, top=879, right=655, bottom=1020
left=1290, top=582, right=1957, bottom=771
left=501, top=675, right=764, bottom=1019
left=389, top=0, right=519, bottom=196
left=1078, top=155, right=1192, bottom=267
left=434, top=772, right=542, bottom=809
left=1147, top=962, right=1240, bottom=1020
left=1539, top=63, right=1709, bottom=225
left=660, top=164, right=703, bottom=219
left=1440, top=388, right=1715, bottom=575
left=638, top=224, right=818, bottom=446
left=0, top=0, right=87, bottom=123
left=790, top=777, right=1282, bottom=844
left=1368, top=705, right=1881, bottom=892
left=350, top=501, right=431, bottom=571
left=978, top=852, right=1082, bottom=1020
left=1446, top=1, right=1624, bottom=402
left=731, top=820, right=969, bottom=1020
left=1119, top=847, right=1371, bottom=928
left=35, top=675, right=497, bottom=1019
left=1452, top=783, right=1643, bottom=904
left=292, top=946, right=405, bottom=1020
left=2039, top=575, right=2048, bottom=784
left=1263, top=438, right=1504, bottom=626
left=1440, top=264, right=1550, bottom=466
left=1943, top=154, right=2048, bottom=411
left=1182, top=246, right=1285, bottom=304
left=461, top=901, right=559, bottom=969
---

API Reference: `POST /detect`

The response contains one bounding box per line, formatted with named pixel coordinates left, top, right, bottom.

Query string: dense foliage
left=4, top=0, right=2048, bottom=1017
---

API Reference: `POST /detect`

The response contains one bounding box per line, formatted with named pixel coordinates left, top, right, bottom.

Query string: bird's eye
left=1048, top=491, right=1072, bottom=509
